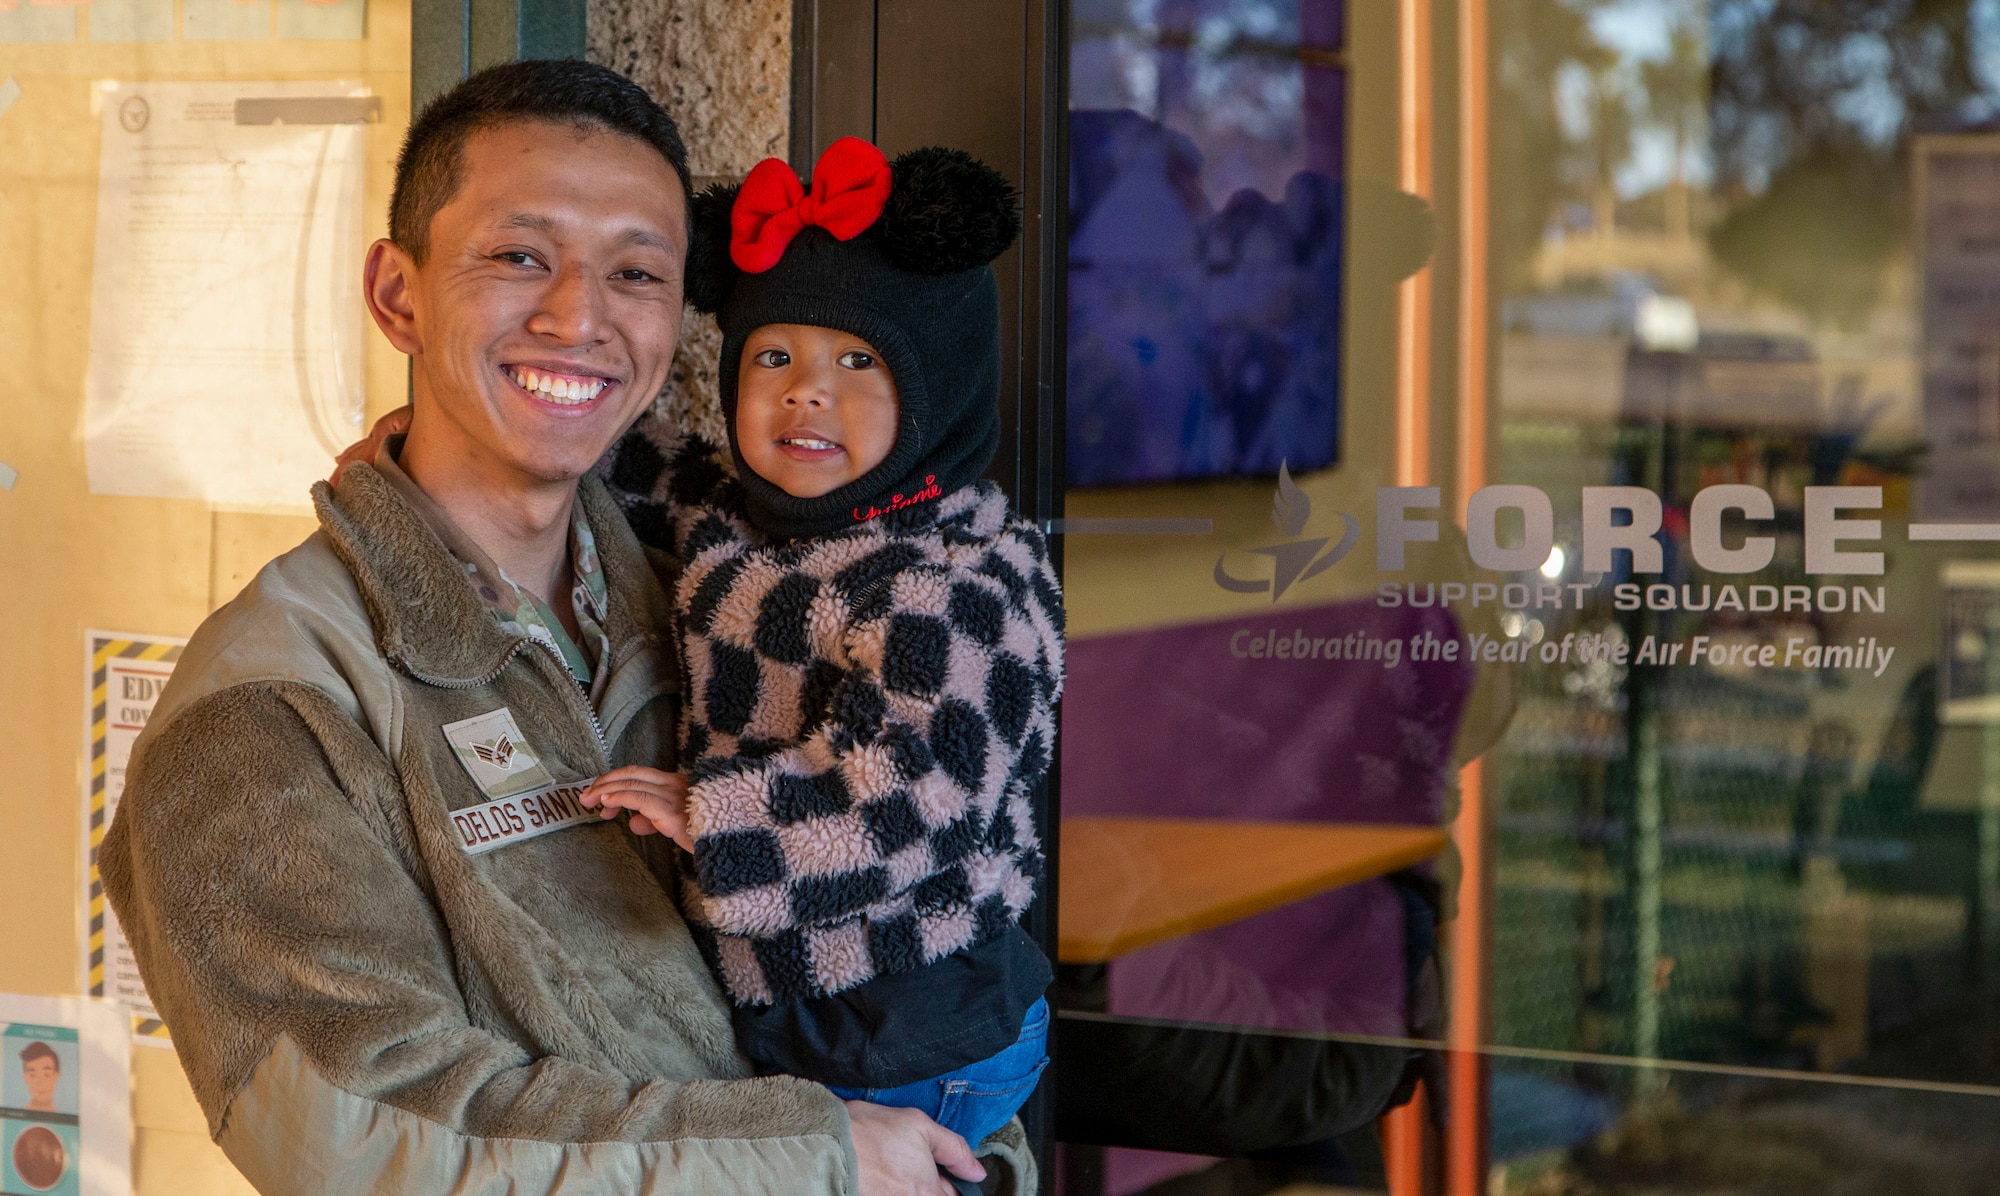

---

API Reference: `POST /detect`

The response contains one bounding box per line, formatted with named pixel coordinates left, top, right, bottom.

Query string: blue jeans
left=828, top=998, right=1050, bottom=1148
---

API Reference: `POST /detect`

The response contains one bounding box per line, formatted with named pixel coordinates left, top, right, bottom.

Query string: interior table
left=1057, top=816, right=1450, bottom=964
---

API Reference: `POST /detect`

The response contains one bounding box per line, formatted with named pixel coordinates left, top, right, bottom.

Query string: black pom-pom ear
left=684, top=182, right=741, bottom=314
left=876, top=147, right=1021, bottom=275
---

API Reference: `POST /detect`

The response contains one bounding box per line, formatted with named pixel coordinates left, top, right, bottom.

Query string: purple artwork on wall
left=1067, top=0, right=1347, bottom=486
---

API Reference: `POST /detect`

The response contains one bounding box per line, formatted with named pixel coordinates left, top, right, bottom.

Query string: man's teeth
left=783, top=437, right=837, bottom=450
left=506, top=367, right=608, bottom=404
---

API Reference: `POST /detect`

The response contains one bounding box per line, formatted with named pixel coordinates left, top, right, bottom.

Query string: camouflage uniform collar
left=370, top=439, right=612, bottom=706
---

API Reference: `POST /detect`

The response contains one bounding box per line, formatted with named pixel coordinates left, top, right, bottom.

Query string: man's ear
left=363, top=238, right=424, bottom=357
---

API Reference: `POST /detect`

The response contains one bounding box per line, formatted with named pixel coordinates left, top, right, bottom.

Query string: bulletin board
left=0, top=6, right=410, bottom=1193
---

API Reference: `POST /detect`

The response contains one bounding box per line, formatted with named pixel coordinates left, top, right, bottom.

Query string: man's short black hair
left=19, top=1041, right=58, bottom=1070
left=389, top=60, right=692, bottom=264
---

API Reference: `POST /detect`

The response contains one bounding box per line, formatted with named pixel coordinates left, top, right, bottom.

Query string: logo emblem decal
left=443, top=708, right=555, bottom=799
left=1214, top=461, right=1358, bottom=601
left=119, top=95, right=150, bottom=134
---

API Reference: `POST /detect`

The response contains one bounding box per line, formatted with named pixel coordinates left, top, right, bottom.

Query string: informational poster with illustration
left=81, top=632, right=183, bottom=1046
left=2, top=0, right=362, bottom=41
left=0, top=6, right=75, bottom=43
left=276, top=0, right=365, bottom=40
left=3, top=1026, right=79, bottom=1196
left=0, top=996, right=129, bottom=1196
left=83, top=80, right=377, bottom=513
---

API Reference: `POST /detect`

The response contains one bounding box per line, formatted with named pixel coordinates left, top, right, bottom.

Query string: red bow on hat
left=730, top=137, right=893, bottom=273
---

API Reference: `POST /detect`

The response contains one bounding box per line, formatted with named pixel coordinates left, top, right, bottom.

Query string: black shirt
left=734, top=924, right=1052, bottom=1089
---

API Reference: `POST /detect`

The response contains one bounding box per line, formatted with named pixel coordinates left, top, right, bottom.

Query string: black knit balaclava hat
left=687, top=139, right=1021, bottom=540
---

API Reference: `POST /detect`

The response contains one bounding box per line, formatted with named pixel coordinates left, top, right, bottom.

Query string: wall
left=589, top=0, right=791, bottom=448
left=0, top=8, right=411, bottom=1194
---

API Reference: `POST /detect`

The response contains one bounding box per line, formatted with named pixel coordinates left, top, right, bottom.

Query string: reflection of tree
left=1494, top=0, right=1599, bottom=285
left=1641, top=18, right=1706, bottom=242
left=1581, top=41, right=1634, bottom=240
left=1709, top=146, right=1902, bottom=324
left=1708, top=0, right=1984, bottom=323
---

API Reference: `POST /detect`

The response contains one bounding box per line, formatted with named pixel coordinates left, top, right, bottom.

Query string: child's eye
left=753, top=348, right=790, bottom=368
left=838, top=351, right=876, bottom=370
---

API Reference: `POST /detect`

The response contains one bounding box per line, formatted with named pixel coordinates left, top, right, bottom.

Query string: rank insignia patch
left=442, top=708, right=556, bottom=799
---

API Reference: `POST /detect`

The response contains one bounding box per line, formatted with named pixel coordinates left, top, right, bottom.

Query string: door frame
left=412, top=0, right=587, bottom=110
left=791, top=0, right=1069, bottom=1169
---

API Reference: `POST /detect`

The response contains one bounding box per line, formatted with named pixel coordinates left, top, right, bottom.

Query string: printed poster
left=81, top=632, right=183, bottom=1046
left=1917, top=135, right=2000, bottom=520
left=181, top=0, right=268, bottom=40
left=0, top=994, right=130, bottom=1196
left=88, top=0, right=173, bottom=44
left=83, top=80, right=377, bottom=513
left=0, top=6, right=76, bottom=44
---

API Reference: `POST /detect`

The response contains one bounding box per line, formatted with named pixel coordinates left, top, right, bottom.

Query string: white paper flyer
left=83, top=80, right=378, bottom=512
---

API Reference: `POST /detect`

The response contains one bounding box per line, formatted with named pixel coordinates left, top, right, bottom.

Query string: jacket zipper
left=851, top=572, right=894, bottom=611
left=395, top=640, right=529, bottom=692
left=395, top=637, right=613, bottom=768
left=530, top=636, right=613, bottom=766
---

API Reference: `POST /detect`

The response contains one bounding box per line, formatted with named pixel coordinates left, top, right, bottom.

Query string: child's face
left=735, top=324, right=900, bottom=499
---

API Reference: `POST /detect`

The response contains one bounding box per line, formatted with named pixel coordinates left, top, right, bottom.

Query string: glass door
left=1477, top=3, right=2000, bottom=1193
left=1054, top=2, right=2000, bottom=1194
left=1053, top=3, right=1453, bottom=1192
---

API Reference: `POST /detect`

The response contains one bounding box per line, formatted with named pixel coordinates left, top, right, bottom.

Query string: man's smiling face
left=373, top=119, right=687, bottom=488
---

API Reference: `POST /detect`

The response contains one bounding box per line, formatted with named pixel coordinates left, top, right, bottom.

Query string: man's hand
left=578, top=766, right=696, bottom=853
left=331, top=407, right=412, bottom=485
left=846, top=1101, right=985, bottom=1196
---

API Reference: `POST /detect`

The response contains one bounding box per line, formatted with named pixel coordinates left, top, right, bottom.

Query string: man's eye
left=615, top=268, right=660, bottom=282
left=496, top=251, right=541, bottom=267
left=838, top=351, right=876, bottom=370
left=754, top=349, right=790, bottom=367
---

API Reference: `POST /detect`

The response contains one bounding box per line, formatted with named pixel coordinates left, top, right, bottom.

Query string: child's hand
left=578, top=767, right=695, bottom=853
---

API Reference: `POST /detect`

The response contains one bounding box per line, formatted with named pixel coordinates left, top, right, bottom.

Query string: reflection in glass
left=1068, top=0, right=1346, bottom=483
left=1059, top=0, right=2000, bottom=1191
left=1060, top=4, right=1460, bottom=1194
left=1489, top=1, right=2000, bottom=1189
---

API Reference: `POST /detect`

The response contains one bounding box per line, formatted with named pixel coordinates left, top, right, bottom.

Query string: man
left=18, top=1042, right=59, bottom=1113
left=102, top=61, right=1024, bottom=1196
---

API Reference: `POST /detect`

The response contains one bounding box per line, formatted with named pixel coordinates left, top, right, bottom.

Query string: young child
left=582, top=137, right=1064, bottom=1153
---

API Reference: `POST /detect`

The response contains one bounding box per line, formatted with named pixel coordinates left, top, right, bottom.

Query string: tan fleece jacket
left=99, top=463, right=1036, bottom=1195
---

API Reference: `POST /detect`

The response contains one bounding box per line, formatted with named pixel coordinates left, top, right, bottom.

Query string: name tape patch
left=451, top=782, right=598, bottom=855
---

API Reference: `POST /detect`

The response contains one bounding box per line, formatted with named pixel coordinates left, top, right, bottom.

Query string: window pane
left=1056, top=1, right=2000, bottom=1191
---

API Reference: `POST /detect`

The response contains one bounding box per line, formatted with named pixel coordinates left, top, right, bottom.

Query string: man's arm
left=596, top=412, right=735, bottom=555
left=102, top=681, right=859, bottom=1196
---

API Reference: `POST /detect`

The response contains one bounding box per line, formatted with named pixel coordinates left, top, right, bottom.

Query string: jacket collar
left=312, top=465, right=676, bottom=689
